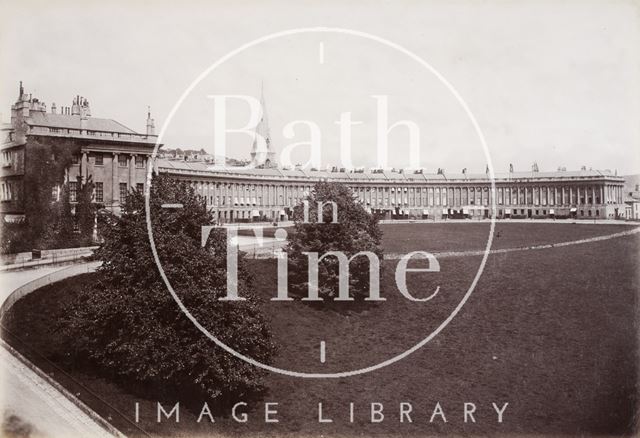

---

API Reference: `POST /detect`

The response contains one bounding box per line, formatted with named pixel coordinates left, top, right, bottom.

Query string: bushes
left=286, top=181, right=384, bottom=300
left=59, top=174, right=275, bottom=401
left=0, top=137, right=100, bottom=254
left=0, top=177, right=97, bottom=254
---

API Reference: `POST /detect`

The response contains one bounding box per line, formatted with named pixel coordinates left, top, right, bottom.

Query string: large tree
left=1, top=137, right=80, bottom=252
left=286, top=181, right=383, bottom=301
left=75, top=175, right=96, bottom=245
left=60, top=174, right=275, bottom=401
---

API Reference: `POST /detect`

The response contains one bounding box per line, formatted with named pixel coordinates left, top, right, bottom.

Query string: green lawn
left=2, top=223, right=638, bottom=437
left=381, top=221, right=639, bottom=253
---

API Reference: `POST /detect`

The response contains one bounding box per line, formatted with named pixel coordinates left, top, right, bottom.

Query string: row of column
left=79, top=151, right=150, bottom=205
left=185, top=180, right=624, bottom=209
left=188, top=180, right=313, bottom=209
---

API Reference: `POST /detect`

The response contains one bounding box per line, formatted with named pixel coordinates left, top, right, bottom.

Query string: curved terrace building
left=157, top=159, right=625, bottom=222
left=156, top=88, right=625, bottom=222
left=0, top=84, right=627, bottom=224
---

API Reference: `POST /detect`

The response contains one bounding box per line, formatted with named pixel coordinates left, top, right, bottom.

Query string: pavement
left=0, top=264, right=122, bottom=438
left=0, top=265, right=71, bottom=304
left=0, top=345, right=116, bottom=438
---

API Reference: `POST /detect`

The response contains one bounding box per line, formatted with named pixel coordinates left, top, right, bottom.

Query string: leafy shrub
left=60, top=174, right=275, bottom=401
left=286, top=181, right=383, bottom=301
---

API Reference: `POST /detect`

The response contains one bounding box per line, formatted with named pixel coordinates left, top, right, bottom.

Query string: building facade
left=0, top=83, right=156, bottom=222
left=0, top=83, right=627, bottom=224
left=157, top=92, right=625, bottom=222
left=157, top=160, right=626, bottom=222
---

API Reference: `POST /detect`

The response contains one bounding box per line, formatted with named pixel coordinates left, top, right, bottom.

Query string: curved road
left=0, top=264, right=121, bottom=438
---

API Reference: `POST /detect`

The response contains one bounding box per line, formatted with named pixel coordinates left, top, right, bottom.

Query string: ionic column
left=112, top=152, right=119, bottom=205
left=81, top=151, right=89, bottom=183
left=129, top=154, right=135, bottom=189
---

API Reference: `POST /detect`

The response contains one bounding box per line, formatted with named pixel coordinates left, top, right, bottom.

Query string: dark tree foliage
left=75, top=175, right=96, bottom=245
left=50, top=183, right=74, bottom=244
left=0, top=137, right=81, bottom=253
left=60, top=173, right=275, bottom=402
left=23, top=137, right=78, bottom=247
left=286, top=181, right=384, bottom=300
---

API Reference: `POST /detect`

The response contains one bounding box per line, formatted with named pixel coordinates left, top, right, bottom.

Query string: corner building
left=0, top=83, right=156, bottom=221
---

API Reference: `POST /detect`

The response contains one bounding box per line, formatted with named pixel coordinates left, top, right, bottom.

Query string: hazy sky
left=1, top=0, right=639, bottom=174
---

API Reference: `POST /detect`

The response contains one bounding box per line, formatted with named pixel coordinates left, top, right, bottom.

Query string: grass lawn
left=2, top=223, right=639, bottom=437
left=380, top=221, right=639, bottom=253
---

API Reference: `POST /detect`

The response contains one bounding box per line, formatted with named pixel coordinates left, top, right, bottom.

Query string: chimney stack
left=146, top=106, right=155, bottom=136
left=51, top=103, right=57, bottom=114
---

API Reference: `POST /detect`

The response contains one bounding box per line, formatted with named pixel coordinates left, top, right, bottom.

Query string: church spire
left=250, top=82, right=275, bottom=168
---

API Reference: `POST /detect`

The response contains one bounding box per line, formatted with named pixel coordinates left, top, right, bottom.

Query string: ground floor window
left=119, top=183, right=128, bottom=201
left=95, top=182, right=103, bottom=203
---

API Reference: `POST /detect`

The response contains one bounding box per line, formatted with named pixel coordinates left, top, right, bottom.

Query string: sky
left=0, top=0, right=639, bottom=174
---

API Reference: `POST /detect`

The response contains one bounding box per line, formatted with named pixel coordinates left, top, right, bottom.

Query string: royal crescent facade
left=0, top=84, right=627, bottom=223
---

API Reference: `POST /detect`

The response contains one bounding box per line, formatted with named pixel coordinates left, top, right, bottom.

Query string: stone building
left=0, top=82, right=156, bottom=222
left=0, top=83, right=627, bottom=225
left=157, top=88, right=626, bottom=222
left=157, top=160, right=626, bottom=222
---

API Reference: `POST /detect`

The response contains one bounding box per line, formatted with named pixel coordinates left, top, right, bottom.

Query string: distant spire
left=250, top=82, right=275, bottom=168
left=19, top=81, right=23, bottom=99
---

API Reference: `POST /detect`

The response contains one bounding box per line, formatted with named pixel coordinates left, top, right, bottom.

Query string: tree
left=75, top=175, right=96, bottom=245
left=60, top=174, right=275, bottom=402
left=22, top=138, right=78, bottom=247
left=1, top=137, right=80, bottom=253
left=45, top=183, right=75, bottom=247
left=286, top=181, right=384, bottom=301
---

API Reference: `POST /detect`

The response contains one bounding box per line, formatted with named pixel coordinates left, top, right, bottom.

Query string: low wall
left=0, top=259, right=126, bottom=437
left=0, top=261, right=102, bottom=317
left=0, top=246, right=98, bottom=271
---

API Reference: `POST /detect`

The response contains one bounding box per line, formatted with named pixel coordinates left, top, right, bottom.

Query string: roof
left=26, top=111, right=137, bottom=134
left=156, top=159, right=622, bottom=183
